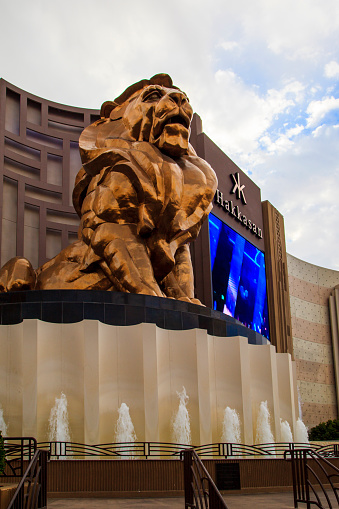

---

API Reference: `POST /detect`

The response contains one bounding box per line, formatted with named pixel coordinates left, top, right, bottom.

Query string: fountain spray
left=48, top=392, right=71, bottom=457
left=255, top=401, right=275, bottom=444
left=295, top=417, right=309, bottom=444
left=172, top=387, right=191, bottom=445
left=115, top=403, right=137, bottom=459
left=280, top=419, right=293, bottom=442
left=222, top=407, right=241, bottom=443
left=0, top=406, right=7, bottom=436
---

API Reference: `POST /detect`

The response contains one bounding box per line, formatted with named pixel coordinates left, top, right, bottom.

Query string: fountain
left=297, top=385, right=303, bottom=419
left=280, top=419, right=293, bottom=442
left=115, top=403, right=137, bottom=459
left=255, top=401, right=275, bottom=457
left=48, top=392, right=71, bottom=457
left=295, top=417, right=309, bottom=444
left=0, top=406, right=7, bottom=436
left=172, top=387, right=191, bottom=445
left=221, top=407, right=241, bottom=443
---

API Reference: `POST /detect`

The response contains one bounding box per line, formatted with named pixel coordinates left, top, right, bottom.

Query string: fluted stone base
left=0, top=319, right=297, bottom=445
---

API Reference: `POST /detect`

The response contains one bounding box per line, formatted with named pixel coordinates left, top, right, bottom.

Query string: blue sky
left=1, top=0, right=339, bottom=270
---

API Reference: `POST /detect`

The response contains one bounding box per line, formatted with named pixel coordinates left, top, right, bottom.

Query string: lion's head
left=79, top=74, right=193, bottom=161
left=74, top=74, right=196, bottom=216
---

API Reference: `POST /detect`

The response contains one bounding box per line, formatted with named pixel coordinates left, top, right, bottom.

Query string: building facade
left=287, top=254, right=339, bottom=428
left=0, top=78, right=338, bottom=430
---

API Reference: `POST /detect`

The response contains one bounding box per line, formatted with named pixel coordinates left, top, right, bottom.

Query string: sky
left=1, top=0, right=339, bottom=270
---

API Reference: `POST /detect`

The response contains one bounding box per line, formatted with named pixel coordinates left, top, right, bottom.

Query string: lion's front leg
left=161, top=244, right=202, bottom=305
left=90, top=222, right=164, bottom=297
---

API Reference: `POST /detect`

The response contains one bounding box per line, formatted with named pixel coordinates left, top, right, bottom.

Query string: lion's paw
left=0, top=257, right=36, bottom=292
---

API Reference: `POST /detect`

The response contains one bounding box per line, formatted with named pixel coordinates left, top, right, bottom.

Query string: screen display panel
left=209, top=214, right=270, bottom=340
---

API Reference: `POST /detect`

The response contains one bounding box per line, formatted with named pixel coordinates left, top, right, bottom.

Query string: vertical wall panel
left=5, top=89, right=20, bottom=135
left=27, top=99, right=41, bottom=125
left=277, top=353, right=297, bottom=437
left=0, top=323, right=23, bottom=436
left=249, top=344, right=281, bottom=442
left=46, top=229, right=61, bottom=260
left=1, top=178, right=17, bottom=265
left=69, top=141, right=82, bottom=205
left=47, top=154, right=63, bottom=186
left=156, top=328, right=172, bottom=443
left=142, top=324, right=160, bottom=442
left=84, top=321, right=100, bottom=444
left=24, top=204, right=40, bottom=268
left=22, top=320, right=38, bottom=437
left=98, top=322, right=118, bottom=443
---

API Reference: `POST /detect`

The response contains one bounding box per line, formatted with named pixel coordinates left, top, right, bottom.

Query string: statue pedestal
left=0, top=292, right=297, bottom=445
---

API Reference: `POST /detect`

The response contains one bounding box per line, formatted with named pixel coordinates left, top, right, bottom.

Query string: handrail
left=285, top=447, right=339, bottom=508
left=2, top=437, right=37, bottom=477
left=32, top=440, right=339, bottom=459
left=7, top=449, right=48, bottom=509
left=3, top=438, right=338, bottom=462
left=182, top=449, right=229, bottom=509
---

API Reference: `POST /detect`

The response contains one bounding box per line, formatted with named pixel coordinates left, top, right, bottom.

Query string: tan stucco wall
left=287, top=253, right=339, bottom=428
left=0, top=320, right=298, bottom=445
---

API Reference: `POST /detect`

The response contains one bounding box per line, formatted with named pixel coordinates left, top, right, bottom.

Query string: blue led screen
left=209, top=214, right=270, bottom=340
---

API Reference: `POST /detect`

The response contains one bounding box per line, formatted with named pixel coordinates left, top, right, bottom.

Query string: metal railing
left=183, top=449, right=229, bottom=509
left=37, top=440, right=194, bottom=459
left=33, top=441, right=339, bottom=459
left=285, top=447, right=339, bottom=508
left=7, top=449, right=48, bottom=509
left=2, top=437, right=37, bottom=477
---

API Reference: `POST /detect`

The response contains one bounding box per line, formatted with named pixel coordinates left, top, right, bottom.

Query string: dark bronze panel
left=262, top=200, right=293, bottom=355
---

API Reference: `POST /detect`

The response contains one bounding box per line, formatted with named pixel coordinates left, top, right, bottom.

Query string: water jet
left=115, top=403, right=137, bottom=459
left=280, top=419, right=293, bottom=443
left=255, top=401, right=274, bottom=444
left=0, top=406, right=7, bottom=436
left=295, top=417, right=309, bottom=444
left=172, top=387, right=191, bottom=445
left=221, top=407, right=241, bottom=443
left=48, top=392, right=71, bottom=457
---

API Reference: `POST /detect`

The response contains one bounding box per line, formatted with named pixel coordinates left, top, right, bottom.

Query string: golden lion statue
left=0, top=74, right=217, bottom=303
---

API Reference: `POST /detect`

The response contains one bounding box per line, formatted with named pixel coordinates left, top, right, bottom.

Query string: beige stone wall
left=0, top=320, right=298, bottom=446
left=287, top=253, right=339, bottom=428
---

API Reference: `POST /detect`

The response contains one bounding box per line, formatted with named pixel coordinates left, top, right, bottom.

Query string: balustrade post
left=183, top=449, right=194, bottom=507
left=38, top=450, right=48, bottom=508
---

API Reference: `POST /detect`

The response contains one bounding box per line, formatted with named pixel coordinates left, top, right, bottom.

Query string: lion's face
left=121, top=84, right=193, bottom=158
left=78, top=77, right=194, bottom=177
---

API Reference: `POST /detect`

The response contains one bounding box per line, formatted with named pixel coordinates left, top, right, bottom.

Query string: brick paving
left=48, top=489, right=339, bottom=508
left=48, top=491, right=296, bottom=508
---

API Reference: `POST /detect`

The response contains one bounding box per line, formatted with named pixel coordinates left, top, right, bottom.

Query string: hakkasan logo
left=230, top=172, right=247, bottom=204
left=214, top=173, right=263, bottom=239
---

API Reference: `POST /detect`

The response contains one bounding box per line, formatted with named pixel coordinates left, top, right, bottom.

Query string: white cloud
left=286, top=124, right=304, bottom=137
left=306, top=96, right=339, bottom=128
left=324, top=60, right=339, bottom=78
left=258, top=124, right=304, bottom=155
left=251, top=124, right=339, bottom=270
left=0, top=0, right=338, bottom=269
left=219, top=41, right=239, bottom=52
left=194, top=70, right=304, bottom=160
left=238, top=0, right=339, bottom=60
